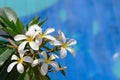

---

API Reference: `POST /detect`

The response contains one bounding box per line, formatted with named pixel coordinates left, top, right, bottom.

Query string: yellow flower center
left=62, top=43, right=68, bottom=48
left=44, top=59, right=51, bottom=64
left=26, top=36, right=33, bottom=42
left=39, top=32, right=45, bottom=38
left=18, top=57, right=23, bottom=64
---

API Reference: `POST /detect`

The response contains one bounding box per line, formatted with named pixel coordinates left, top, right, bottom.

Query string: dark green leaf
left=0, top=49, right=14, bottom=67
left=15, top=18, right=24, bottom=34
left=27, top=16, right=40, bottom=27
left=38, top=18, right=48, bottom=27
left=0, top=7, right=17, bottom=23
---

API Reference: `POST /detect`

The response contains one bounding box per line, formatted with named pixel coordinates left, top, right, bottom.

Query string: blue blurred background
left=1, top=0, right=120, bottom=80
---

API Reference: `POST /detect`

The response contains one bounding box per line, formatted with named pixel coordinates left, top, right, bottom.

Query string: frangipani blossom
left=14, top=24, right=40, bottom=52
left=7, top=51, right=33, bottom=73
left=32, top=51, right=59, bottom=76
left=50, top=31, right=77, bottom=58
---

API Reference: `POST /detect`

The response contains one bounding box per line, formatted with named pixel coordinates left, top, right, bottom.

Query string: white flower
left=32, top=51, right=59, bottom=76
left=14, top=24, right=40, bottom=52
left=50, top=31, right=77, bottom=58
left=7, top=50, right=33, bottom=73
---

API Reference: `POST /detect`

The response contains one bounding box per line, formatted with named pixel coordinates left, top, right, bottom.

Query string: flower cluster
left=7, top=24, right=77, bottom=76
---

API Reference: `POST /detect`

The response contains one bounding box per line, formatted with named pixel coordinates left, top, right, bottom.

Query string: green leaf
left=38, top=18, right=48, bottom=27
left=0, top=34, right=13, bottom=40
left=15, top=18, right=24, bottom=34
left=0, top=7, right=17, bottom=23
left=0, top=49, right=14, bottom=67
left=27, top=16, right=40, bottom=27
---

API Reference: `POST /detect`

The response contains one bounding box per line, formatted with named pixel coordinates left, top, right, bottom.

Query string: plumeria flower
left=32, top=51, right=59, bottom=76
left=50, top=31, right=77, bottom=58
left=14, top=24, right=40, bottom=52
left=7, top=50, right=33, bottom=73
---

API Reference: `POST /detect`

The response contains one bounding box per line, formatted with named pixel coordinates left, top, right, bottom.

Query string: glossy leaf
left=0, top=49, right=14, bottom=67
left=0, top=7, right=17, bottom=23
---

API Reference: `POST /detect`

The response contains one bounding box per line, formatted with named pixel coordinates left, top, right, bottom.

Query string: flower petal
left=58, top=31, right=66, bottom=42
left=32, top=59, right=40, bottom=67
left=29, top=41, right=39, bottom=50
left=50, top=40, right=62, bottom=46
left=11, top=55, right=19, bottom=60
left=44, top=35, right=56, bottom=41
left=7, top=62, right=18, bottom=72
left=67, top=39, right=77, bottom=46
left=41, top=51, right=47, bottom=59
left=14, top=35, right=27, bottom=41
left=44, top=28, right=55, bottom=35
left=23, top=56, right=33, bottom=63
left=60, top=47, right=67, bottom=58
left=49, top=54, right=59, bottom=60
left=50, top=61, right=59, bottom=70
left=67, top=47, right=76, bottom=56
left=18, top=41, right=28, bottom=54
left=40, top=63, right=48, bottom=76
left=35, top=37, right=42, bottom=45
left=28, top=24, right=41, bottom=32
left=17, top=63, right=24, bottom=74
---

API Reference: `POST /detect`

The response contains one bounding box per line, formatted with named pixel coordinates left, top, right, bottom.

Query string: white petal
left=17, top=63, right=24, bottom=73
left=32, top=59, right=40, bottom=67
left=18, top=41, right=28, bottom=54
left=35, top=37, right=42, bottom=45
left=50, top=40, right=62, bottom=46
left=44, top=28, right=55, bottom=35
left=14, top=35, right=27, bottom=41
left=67, top=47, right=76, bottom=56
left=7, top=62, right=18, bottom=72
left=11, top=55, right=19, bottom=60
left=19, top=49, right=28, bottom=57
left=41, top=51, right=47, bottom=59
left=44, top=35, right=56, bottom=41
left=50, top=61, right=59, bottom=70
left=60, top=47, right=67, bottom=58
left=58, top=30, right=66, bottom=42
left=28, top=24, right=41, bottom=32
left=29, top=41, right=39, bottom=50
left=67, top=39, right=77, bottom=46
left=49, top=54, right=59, bottom=60
left=40, top=63, right=48, bottom=76
left=23, top=56, right=33, bottom=63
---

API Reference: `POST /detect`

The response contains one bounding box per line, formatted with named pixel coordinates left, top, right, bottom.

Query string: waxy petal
left=50, top=61, right=59, bottom=70
left=41, top=51, right=47, bottom=59
left=49, top=54, right=59, bottom=60
left=29, top=41, right=39, bottom=50
left=40, top=63, right=48, bottom=76
left=44, top=35, right=56, bottom=41
left=44, top=28, right=55, bottom=35
left=7, top=62, right=18, bottom=72
left=14, top=35, right=27, bottom=41
left=35, top=37, right=42, bottom=45
left=50, top=40, right=62, bottom=46
left=60, top=47, right=67, bottom=58
left=58, top=31, right=66, bottom=42
left=32, top=59, right=40, bottom=67
left=17, top=63, right=24, bottom=74
left=23, top=56, right=33, bottom=63
left=11, top=55, right=19, bottom=60
left=18, top=41, right=28, bottom=54
left=67, top=47, right=76, bottom=56
left=28, top=24, right=41, bottom=32
left=67, top=39, right=77, bottom=46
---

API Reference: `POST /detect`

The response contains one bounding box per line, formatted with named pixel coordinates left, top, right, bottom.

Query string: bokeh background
left=1, top=0, right=120, bottom=80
